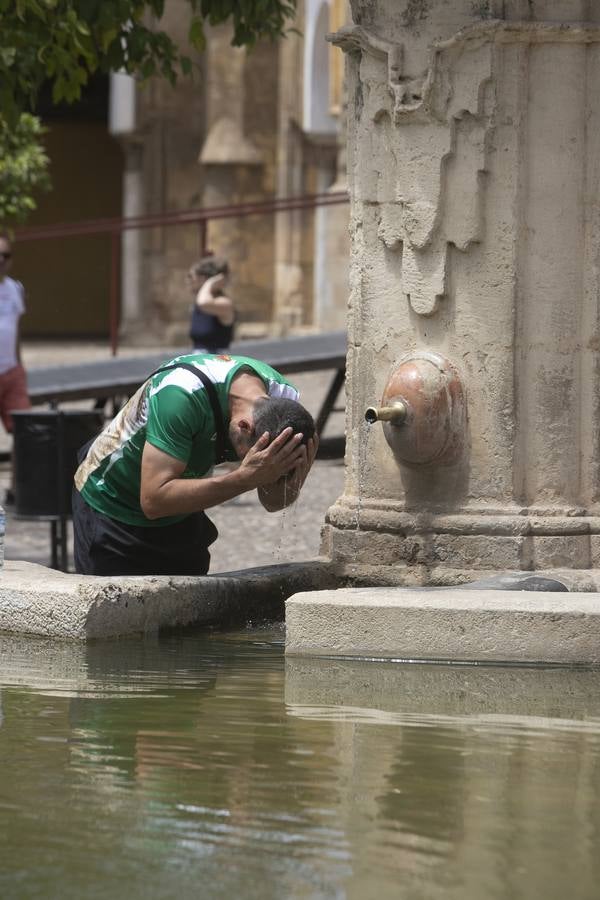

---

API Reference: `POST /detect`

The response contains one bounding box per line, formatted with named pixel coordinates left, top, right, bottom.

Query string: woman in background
left=187, top=256, right=235, bottom=353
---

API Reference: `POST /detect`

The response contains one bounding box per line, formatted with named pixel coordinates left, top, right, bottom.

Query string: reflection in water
left=1, top=632, right=600, bottom=898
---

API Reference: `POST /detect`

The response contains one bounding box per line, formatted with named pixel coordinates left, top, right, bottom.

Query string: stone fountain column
left=323, top=0, right=600, bottom=582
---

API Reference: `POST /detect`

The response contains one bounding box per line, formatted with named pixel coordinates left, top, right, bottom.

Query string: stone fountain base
left=338, top=562, right=600, bottom=593
left=323, top=504, right=600, bottom=574
left=5, top=556, right=600, bottom=665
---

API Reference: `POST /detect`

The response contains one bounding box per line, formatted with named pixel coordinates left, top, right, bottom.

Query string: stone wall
left=116, top=0, right=207, bottom=344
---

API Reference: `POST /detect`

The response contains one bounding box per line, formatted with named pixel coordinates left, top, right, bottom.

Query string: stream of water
left=2, top=628, right=600, bottom=899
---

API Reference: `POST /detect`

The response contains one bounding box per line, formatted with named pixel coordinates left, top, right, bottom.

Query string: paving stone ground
left=1, top=342, right=346, bottom=573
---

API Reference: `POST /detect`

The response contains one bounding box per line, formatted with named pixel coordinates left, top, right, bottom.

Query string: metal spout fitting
left=364, top=401, right=407, bottom=425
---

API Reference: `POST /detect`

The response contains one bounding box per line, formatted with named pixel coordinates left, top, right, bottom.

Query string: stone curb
left=285, top=587, right=600, bottom=665
left=0, top=559, right=339, bottom=640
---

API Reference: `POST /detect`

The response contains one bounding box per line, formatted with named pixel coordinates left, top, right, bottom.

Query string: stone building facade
left=111, top=0, right=350, bottom=345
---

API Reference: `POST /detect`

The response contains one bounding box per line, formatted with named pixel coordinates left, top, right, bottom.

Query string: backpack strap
left=149, top=363, right=228, bottom=465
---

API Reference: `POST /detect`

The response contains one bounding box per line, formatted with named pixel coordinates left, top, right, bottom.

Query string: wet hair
left=251, top=397, right=315, bottom=446
left=191, top=255, right=229, bottom=279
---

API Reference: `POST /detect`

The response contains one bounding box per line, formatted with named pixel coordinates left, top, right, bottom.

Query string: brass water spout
left=364, top=401, right=407, bottom=425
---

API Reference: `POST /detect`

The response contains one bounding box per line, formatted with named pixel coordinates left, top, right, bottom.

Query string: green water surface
left=1, top=628, right=600, bottom=900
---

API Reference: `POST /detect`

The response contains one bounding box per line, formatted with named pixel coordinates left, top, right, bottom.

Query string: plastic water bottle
left=0, top=503, right=5, bottom=569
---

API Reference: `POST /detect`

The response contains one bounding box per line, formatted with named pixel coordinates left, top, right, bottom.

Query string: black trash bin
left=13, top=410, right=103, bottom=517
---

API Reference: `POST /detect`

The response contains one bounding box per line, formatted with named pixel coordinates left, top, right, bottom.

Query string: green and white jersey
left=74, top=353, right=299, bottom=527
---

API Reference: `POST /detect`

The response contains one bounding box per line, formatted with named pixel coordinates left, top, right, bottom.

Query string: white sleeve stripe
left=268, top=381, right=299, bottom=402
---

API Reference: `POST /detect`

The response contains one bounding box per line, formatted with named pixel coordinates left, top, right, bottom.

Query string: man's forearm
left=141, top=428, right=309, bottom=519
left=142, top=467, right=253, bottom=519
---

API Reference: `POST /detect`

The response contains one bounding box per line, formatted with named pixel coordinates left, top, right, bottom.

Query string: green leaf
left=188, top=16, right=206, bottom=51
left=0, top=47, right=17, bottom=67
left=0, top=112, right=50, bottom=225
left=0, top=0, right=298, bottom=127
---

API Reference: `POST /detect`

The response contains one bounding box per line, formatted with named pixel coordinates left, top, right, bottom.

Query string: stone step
left=285, top=587, right=600, bottom=665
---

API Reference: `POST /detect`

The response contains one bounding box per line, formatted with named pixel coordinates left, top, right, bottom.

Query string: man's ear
left=238, top=417, right=253, bottom=438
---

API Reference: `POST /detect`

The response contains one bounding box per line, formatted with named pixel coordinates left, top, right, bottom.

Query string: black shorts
left=72, top=486, right=218, bottom=576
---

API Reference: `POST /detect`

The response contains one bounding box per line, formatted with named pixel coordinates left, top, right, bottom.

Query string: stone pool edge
left=285, top=587, right=600, bottom=665
left=0, top=559, right=340, bottom=640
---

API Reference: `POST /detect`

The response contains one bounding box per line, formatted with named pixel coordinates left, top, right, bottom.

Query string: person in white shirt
left=0, top=233, right=31, bottom=504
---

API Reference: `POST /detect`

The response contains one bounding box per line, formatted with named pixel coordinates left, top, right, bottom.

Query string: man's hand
left=288, top=433, right=319, bottom=493
left=238, top=427, right=306, bottom=490
left=140, top=436, right=301, bottom=520
left=139, top=429, right=318, bottom=520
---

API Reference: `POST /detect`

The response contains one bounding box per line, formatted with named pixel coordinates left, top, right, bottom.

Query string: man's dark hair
left=192, top=255, right=229, bottom=279
left=252, top=397, right=315, bottom=446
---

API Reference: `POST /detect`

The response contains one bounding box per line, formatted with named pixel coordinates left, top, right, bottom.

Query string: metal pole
left=109, top=230, right=121, bottom=357
left=50, top=521, right=58, bottom=570
left=56, top=411, right=68, bottom=572
left=198, top=220, right=208, bottom=256
left=17, top=193, right=349, bottom=243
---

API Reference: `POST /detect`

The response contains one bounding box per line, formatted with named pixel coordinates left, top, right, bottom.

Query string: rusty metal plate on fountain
left=381, top=352, right=466, bottom=466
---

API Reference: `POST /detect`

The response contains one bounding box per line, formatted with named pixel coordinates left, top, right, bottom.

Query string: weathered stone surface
left=338, top=562, right=600, bottom=592
left=368, top=572, right=570, bottom=592
left=590, top=535, right=600, bottom=568
left=531, top=535, right=591, bottom=570
left=285, top=587, right=600, bottom=663
left=324, top=520, right=595, bottom=571
left=430, top=534, right=524, bottom=569
left=459, top=573, right=568, bottom=592
left=0, top=560, right=339, bottom=640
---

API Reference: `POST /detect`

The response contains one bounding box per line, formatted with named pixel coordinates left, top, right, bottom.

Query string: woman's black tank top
left=189, top=307, right=234, bottom=351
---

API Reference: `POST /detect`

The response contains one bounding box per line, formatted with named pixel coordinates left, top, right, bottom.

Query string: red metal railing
left=17, top=190, right=349, bottom=356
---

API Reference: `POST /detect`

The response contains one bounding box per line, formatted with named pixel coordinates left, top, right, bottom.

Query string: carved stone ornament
left=327, top=25, right=435, bottom=123
left=329, top=22, right=494, bottom=316
left=328, top=20, right=600, bottom=317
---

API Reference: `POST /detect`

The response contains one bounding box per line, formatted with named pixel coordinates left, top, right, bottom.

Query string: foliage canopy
left=0, top=113, right=50, bottom=225
left=0, top=0, right=296, bottom=224
left=1, top=0, right=297, bottom=122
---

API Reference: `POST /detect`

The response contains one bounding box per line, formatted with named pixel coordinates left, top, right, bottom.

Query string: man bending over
left=73, top=352, right=317, bottom=576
